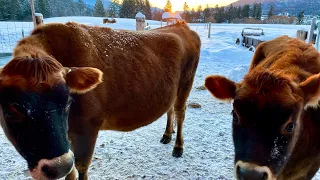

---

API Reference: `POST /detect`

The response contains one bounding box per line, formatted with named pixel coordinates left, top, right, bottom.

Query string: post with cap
left=135, top=12, right=146, bottom=31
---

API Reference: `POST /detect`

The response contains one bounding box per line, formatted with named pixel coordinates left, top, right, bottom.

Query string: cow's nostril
left=236, top=165, right=241, bottom=177
left=262, top=172, right=268, bottom=180
left=237, top=165, right=268, bottom=180
left=41, top=165, right=58, bottom=178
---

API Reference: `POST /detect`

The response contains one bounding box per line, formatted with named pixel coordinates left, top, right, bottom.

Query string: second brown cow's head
left=0, top=55, right=103, bottom=180
left=205, top=68, right=320, bottom=180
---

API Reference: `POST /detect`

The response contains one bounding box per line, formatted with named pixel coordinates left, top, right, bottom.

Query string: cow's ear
left=205, top=75, right=236, bottom=100
left=65, top=67, right=103, bottom=94
left=299, top=73, right=320, bottom=108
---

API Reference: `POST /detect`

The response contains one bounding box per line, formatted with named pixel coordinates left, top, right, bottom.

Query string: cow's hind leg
left=160, top=106, right=175, bottom=144
left=172, top=83, right=193, bottom=157
left=172, top=55, right=198, bottom=157
left=65, top=129, right=99, bottom=180
left=172, top=102, right=186, bottom=158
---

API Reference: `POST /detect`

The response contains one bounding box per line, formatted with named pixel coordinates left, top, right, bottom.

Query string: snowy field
left=0, top=21, right=33, bottom=53
left=0, top=17, right=319, bottom=179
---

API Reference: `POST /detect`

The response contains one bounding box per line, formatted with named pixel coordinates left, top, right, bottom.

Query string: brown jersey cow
left=0, top=21, right=201, bottom=180
left=205, top=36, right=320, bottom=180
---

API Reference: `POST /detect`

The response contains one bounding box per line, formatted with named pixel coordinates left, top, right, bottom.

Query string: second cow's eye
left=5, top=103, right=26, bottom=123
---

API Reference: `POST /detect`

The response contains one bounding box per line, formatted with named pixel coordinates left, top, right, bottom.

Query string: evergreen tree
left=268, top=4, right=274, bottom=18
left=242, top=4, right=250, bottom=18
left=227, top=4, right=236, bottom=22
left=190, top=8, right=195, bottom=22
left=236, top=6, right=242, bottom=19
left=20, top=0, right=32, bottom=20
left=196, top=5, right=203, bottom=22
left=9, top=0, right=23, bottom=20
left=38, top=0, right=51, bottom=18
left=94, top=0, right=105, bottom=17
left=49, top=0, right=66, bottom=17
left=65, top=0, right=76, bottom=16
left=256, top=3, right=262, bottom=20
left=182, top=2, right=189, bottom=22
left=214, top=5, right=225, bottom=23
left=0, top=0, right=8, bottom=20
left=144, top=0, right=152, bottom=19
left=152, top=8, right=162, bottom=21
left=297, top=11, right=304, bottom=24
left=203, top=4, right=210, bottom=22
left=84, top=6, right=94, bottom=16
left=164, top=0, right=172, bottom=12
left=251, top=3, right=257, bottom=18
left=135, top=0, right=144, bottom=13
left=107, top=0, right=121, bottom=17
left=119, top=0, right=136, bottom=18
left=76, top=0, right=86, bottom=16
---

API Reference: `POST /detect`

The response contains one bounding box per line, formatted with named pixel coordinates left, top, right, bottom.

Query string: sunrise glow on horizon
left=149, top=0, right=238, bottom=12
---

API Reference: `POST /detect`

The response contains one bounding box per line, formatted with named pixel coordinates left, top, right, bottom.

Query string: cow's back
left=24, top=22, right=200, bottom=131
left=249, top=36, right=320, bottom=82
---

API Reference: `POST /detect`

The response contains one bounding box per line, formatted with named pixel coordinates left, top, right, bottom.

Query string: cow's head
left=205, top=69, right=320, bottom=180
left=0, top=55, right=103, bottom=179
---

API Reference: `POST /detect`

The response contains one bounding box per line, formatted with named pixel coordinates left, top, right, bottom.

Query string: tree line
left=0, top=0, right=94, bottom=21
left=180, top=3, right=263, bottom=23
left=0, top=0, right=305, bottom=24
left=0, top=0, right=152, bottom=21
left=0, top=0, right=261, bottom=22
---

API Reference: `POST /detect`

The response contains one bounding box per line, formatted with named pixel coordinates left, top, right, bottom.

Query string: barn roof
left=162, top=12, right=182, bottom=21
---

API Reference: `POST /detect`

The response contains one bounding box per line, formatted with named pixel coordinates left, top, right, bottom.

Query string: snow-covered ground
left=0, top=21, right=33, bottom=53
left=0, top=17, right=319, bottom=179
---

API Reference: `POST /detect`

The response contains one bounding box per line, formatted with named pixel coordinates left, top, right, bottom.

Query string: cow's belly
left=100, top=113, right=165, bottom=131
left=100, top=88, right=177, bottom=131
left=100, top=102, right=173, bottom=131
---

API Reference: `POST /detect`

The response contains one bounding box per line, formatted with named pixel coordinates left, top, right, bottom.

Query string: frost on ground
left=0, top=17, right=319, bottom=179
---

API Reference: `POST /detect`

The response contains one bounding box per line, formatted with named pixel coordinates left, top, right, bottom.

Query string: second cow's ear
left=65, top=67, right=103, bottom=94
left=299, top=73, right=320, bottom=108
left=205, top=75, right=237, bottom=100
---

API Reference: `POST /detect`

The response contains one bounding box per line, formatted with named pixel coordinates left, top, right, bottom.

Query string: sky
left=149, top=0, right=238, bottom=12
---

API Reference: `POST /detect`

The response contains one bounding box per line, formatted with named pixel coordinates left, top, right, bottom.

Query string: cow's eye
left=231, top=110, right=240, bottom=124
left=5, top=104, right=25, bottom=123
left=284, top=122, right=295, bottom=133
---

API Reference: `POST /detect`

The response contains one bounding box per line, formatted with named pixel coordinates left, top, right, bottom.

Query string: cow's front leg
left=65, top=129, right=99, bottom=180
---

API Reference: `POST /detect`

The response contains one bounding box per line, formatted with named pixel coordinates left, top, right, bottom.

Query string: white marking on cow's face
left=29, top=149, right=74, bottom=180
left=235, top=161, right=276, bottom=180
left=270, top=137, right=281, bottom=160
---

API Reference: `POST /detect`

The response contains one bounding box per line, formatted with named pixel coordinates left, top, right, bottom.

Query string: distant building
left=261, top=15, right=268, bottom=21
left=277, top=12, right=290, bottom=17
left=161, top=12, right=183, bottom=26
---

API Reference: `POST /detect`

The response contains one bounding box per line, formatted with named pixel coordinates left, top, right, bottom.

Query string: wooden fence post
left=30, top=0, right=36, bottom=27
left=35, top=13, right=43, bottom=26
left=208, top=22, right=211, bottom=38
left=308, top=17, right=317, bottom=44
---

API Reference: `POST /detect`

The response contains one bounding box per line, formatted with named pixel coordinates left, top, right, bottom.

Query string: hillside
left=229, top=0, right=320, bottom=15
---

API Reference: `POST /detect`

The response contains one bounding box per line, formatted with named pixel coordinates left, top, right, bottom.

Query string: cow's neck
left=13, top=34, right=70, bottom=68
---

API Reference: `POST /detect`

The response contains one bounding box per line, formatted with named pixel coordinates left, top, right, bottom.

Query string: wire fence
left=0, top=21, right=34, bottom=54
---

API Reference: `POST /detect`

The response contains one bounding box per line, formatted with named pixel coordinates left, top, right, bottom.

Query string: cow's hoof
left=160, top=135, right=172, bottom=144
left=172, top=147, right=183, bottom=158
